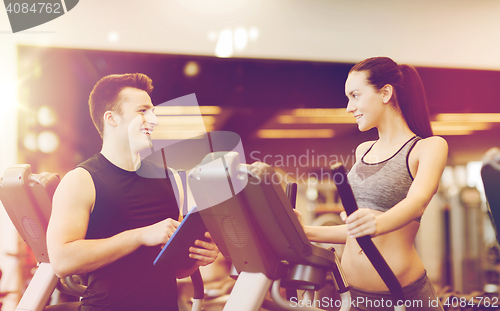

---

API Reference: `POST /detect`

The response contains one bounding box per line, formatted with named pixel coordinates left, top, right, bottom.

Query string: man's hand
left=189, top=232, right=219, bottom=266
left=340, top=208, right=378, bottom=238
left=139, top=218, right=180, bottom=247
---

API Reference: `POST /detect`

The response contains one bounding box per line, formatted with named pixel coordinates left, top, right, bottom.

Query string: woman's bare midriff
left=341, top=211, right=425, bottom=291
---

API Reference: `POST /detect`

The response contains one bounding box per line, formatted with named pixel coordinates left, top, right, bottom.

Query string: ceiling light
left=154, top=106, right=221, bottom=115
left=234, top=28, right=248, bottom=50
left=249, top=27, right=259, bottom=40
left=107, top=31, right=120, bottom=43
left=215, top=29, right=233, bottom=58
left=151, top=129, right=213, bottom=140
left=156, top=116, right=216, bottom=125
left=184, top=61, right=200, bottom=77
left=277, top=115, right=355, bottom=124
left=432, top=129, right=474, bottom=136
left=435, top=113, right=500, bottom=123
left=257, top=129, right=335, bottom=139
left=273, top=109, right=355, bottom=124
left=431, top=121, right=491, bottom=132
left=292, top=108, right=349, bottom=117
left=153, top=124, right=214, bottom=133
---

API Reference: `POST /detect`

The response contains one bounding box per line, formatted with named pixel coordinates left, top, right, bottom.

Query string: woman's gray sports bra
left=347, top=136, right=422, bottom=222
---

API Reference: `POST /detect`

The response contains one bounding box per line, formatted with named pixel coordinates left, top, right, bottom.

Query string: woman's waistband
left=349, top=271, right=428, bottom=298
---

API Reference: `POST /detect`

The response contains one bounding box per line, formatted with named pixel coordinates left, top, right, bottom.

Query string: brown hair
left=350, top=57, right=433, bottom=138
left=88, top=73, right=153, bottom=138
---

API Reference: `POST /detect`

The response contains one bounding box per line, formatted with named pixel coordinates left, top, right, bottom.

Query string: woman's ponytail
left=396, top=65, right=433, bottom=138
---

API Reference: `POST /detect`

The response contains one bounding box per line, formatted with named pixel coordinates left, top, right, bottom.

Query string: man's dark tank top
left=77, top=153, right=180, bottom=311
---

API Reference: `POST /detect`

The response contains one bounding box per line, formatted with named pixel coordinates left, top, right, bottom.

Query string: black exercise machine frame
left=188, top=152, right=406, bottom=311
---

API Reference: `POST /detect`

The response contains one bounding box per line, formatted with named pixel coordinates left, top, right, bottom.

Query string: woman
left=300, top=57, right=447, bottom=310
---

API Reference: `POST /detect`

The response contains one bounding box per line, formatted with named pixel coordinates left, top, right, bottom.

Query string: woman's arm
left=303, top=224, right=348, bottom=244
left=293, top=209, right=348, bottom=244
left=344, top=136, right=448, bottom=238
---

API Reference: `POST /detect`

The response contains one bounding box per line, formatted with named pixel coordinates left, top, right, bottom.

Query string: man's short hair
left=89, top=73, right=154, bottom=138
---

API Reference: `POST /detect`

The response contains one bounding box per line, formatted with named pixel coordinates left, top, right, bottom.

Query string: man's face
left=114, top=87, right=158, bottom=153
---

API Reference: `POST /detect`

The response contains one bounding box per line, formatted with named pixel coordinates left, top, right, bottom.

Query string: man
left=47, top=73, right=219, bottom=310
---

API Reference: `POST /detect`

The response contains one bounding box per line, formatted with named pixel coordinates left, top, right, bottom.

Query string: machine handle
left=285, top=182, right=299, bottom=301
left=286, top=182, right=298, bottom=209
left=331, top=163, right=405, bottom=306
left=190, top=268, right=204, bottom=300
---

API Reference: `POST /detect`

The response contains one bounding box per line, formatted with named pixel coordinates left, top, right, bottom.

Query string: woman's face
left=345, top=71, right=385, bottom=132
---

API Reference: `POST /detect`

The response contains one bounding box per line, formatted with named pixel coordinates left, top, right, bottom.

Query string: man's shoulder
left=77, top=153, right=104, bottom=173
left=56, top=167, right=95, bottom=200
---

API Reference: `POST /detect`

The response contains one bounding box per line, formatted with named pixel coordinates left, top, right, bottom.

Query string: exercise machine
left=481, top=147, right=500, bottom=300
left=0, top=164, right=82, bottom=311
left=482, top=147, right=500, bottom=244
left=433, top=148, right=500, bottom=311
left=188, top=151, right=406, bottom=311
left=0, top=164, right=204, bottom=311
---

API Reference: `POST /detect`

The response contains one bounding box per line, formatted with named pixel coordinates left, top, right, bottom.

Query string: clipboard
left=153, top=207, right=209, bottom=269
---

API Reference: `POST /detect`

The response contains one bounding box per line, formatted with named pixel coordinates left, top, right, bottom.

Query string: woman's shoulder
left=355, top=140, right=377, bottom=160
left=416, top=135, right=448, bottom=150
left=413, top=136, right=448, bottom=160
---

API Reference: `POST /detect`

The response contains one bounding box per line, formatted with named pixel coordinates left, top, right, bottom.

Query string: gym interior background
left=1, top=0, right=500, bottom=310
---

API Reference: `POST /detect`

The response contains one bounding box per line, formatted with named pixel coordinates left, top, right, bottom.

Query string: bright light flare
left=37, top=131, right=59, bottom=153
left=107, top=31, right=120, bottom=43
left=215, top=29, right=233, bottom=58
left=0, top=80, right=17, bottom=110
left=249, top=27, right=259, bottom=40
left=38, top=106, right=57, bottom=127
left=234, top=28, right=248, bottom=50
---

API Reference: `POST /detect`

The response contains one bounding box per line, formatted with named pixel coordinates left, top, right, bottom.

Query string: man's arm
left=46, top=168, right=179, bottom=278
